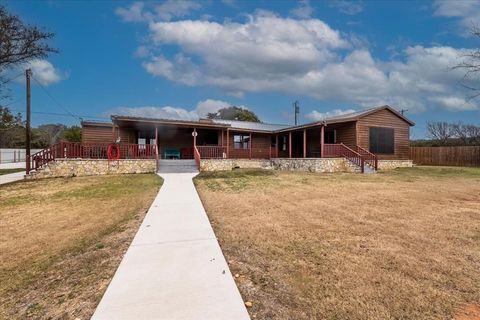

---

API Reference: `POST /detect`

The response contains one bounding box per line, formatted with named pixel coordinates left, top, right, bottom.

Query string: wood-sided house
left=80, top=105, right=414, bottom=172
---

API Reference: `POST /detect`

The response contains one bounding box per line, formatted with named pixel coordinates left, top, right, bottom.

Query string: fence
left=0, top=148, right=43, bottom=163
left=410, top=146, right=480, bottom=167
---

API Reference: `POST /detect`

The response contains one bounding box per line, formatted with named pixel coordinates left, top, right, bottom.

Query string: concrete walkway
left=0, top=171, right=25, bottom=185
left=92, top=173, right=250, bottom=320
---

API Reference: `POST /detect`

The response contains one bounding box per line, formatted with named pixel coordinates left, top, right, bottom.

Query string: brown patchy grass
left=0, top=174, right=162, bottom=319
left=194, top=167, right=480, bottom=320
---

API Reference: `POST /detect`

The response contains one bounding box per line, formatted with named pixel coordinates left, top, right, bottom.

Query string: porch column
left=275, top=135, right=279, bottom=158
left=155, top=126, right=158, bottom=171
left=111, top=122, right=116, bottom=143
left=221, top=130, right=224, bottom=147
left=303, top=129, right=307, bottom=158
left=249, top=132, right=252, bottom=159
left=193, top=128, right=197, bottom=147
left=226, top=129, right=230, bottom=158
left=320, top=125, right=325, bottom=158
left=289, top=131, right=292, bottom=158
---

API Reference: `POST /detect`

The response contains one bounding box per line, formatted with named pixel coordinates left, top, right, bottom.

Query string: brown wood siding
left=333, top=122, right=356, bottom=148
left=410, top=146, right=480, bottom=167
left=228, top=131, right=272, bottom=158
left=356, top=109, right=411, bottom=160
left=82, top=125, right=113, bottom=144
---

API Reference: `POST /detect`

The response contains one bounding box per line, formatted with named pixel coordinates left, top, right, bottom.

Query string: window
left=324, top=130, right=336, bottom=144
left=369, top=127, right=394, bottom=154
left=282, top=136, right=287, bottom=151
left=233, top=135, right=250, bottom=149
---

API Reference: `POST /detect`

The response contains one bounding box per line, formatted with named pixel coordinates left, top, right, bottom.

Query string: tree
left=35, top=123, right=66, bottom=146
left=61, top=125, right=81, bottom=142
left=454, top=26, right=480, bottom=100
left=0, top=106, right=24, bottom=147
left=426, top=121, right=454, bottom=145
left=207, top=106, right=261, bottom=122
left=0, top=5, right=57, bottom=100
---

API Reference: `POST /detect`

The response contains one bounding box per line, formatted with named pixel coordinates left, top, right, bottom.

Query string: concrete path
left=0, top=162, right=25, bottom=169
left=0, top=171, right=25, bottom=185
left=92, top=173, right=250, bottom=320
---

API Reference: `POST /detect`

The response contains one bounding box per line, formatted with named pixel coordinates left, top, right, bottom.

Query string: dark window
left=369, top=127, right=394, bottom=154
left=282, top=136, right=287, bottom=151
left=233, top=134, right=250, bottom=149
left=324, top=130, right=336, bottom=144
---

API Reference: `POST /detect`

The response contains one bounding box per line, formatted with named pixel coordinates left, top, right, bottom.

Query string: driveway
left=92, top=172, right=250, bottom=320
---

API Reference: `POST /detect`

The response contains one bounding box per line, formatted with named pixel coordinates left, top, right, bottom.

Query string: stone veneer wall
left=377, top=159, right=413, bottom=170
left=28, top=159, right=156, bottom=179
left=200, top=158, right=359, bottom=173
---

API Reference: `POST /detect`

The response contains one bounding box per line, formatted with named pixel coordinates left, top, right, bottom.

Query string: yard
left=195, top=167, right=480, bottom=320
left=0, top=168, right=24, bottom=175
left=0, top=174, right=162, bottom=319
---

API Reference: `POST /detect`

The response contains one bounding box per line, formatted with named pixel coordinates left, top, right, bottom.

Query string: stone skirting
left=200, top=158, right=359, bottom=173
left=28, top=159, right=156, bottom=179
left=377, top=159, right=413, bottom=170
left=200, top=159, right=272, bottom=171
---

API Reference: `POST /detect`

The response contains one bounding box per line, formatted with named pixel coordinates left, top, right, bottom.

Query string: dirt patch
left=0, top=174, right=162, bottom=319
left=195, top=167, right=480, bottom=320
left=453, top=304, right=480, bottom=320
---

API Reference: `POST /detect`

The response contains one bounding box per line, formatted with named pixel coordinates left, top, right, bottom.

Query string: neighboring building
left=81, top=105, right=414, bottom=161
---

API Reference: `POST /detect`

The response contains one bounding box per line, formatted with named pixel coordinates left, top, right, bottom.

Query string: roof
left=96, top=105, right=414, bottom=133
left=209, top=119, right=290, bottom=132
left=81, top=120, right=113, bottom=127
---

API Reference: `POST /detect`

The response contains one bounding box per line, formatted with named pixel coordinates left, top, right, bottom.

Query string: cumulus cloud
left=290, top=0, right=314, bottom=19
left=329, top=0, right=364, bottom=15
left=115, top=0, right=202, bottom=22
left=107, top=99, right=246, bottom=120
left=433, top=0, right=480, bottom=34
left=119, top=10, right=478, bottom=113
left=26, top=59, right=64, bottom=86
left=305, top=108, right=356, bottom=121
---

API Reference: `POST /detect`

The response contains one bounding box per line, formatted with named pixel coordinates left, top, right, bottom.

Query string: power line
left=2, top=71, right=25, bottom=83
left=9, top=108, right=110, bottom=120
left=30, top=74, right=80, bottom=121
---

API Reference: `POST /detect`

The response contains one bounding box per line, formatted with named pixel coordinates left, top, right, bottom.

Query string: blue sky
left=3, top=0, right=480, bottom=138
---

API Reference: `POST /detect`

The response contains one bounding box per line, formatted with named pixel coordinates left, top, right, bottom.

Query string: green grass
left=0, top=168, right=25, bottom=175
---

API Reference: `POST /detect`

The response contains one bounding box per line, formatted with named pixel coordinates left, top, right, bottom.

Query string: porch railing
left=324, top=143, right=365, bottom=173
left=196, top=146, right=227, bottom=159
left=29, top=142, right=156, bottom=172
left=354, top=145, right=377, bottom=170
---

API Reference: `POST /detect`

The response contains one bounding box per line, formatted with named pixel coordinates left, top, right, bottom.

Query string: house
left=27, top=105, right=414, bottom=178
left=81, top=105, right=413, bottom=170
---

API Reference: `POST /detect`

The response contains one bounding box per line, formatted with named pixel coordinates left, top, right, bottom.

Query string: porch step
left=363, top=163, right=376, bottom=174
left=158, top=160, right=198, bottom=173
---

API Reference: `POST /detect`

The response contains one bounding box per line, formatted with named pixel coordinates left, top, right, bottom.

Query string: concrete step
left=158, top=160, right=198, bottom=173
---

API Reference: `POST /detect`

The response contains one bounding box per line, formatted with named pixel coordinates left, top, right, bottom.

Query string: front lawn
left=195, top=167, right=480, bottom=320
left=0, top=174, right=162, bottom=319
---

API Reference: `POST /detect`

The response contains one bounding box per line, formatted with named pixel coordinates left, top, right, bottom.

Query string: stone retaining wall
left=377, top=160, right=413, bottom=170
left=28, top=159, right=156, bottom=179
left=200, top=159, right=272, bottom=171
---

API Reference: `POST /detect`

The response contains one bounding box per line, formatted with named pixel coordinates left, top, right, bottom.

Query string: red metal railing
left=324, top=143, right=365, bottom=173
left=354, top=145, right=377, bottom=170
left=196, top=146, right=227, bottom=159
left=29, top=142, right=156, bottom=172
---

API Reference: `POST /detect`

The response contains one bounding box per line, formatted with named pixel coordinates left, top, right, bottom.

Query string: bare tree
left=451, top=122, right=469, bottom=145
left=453, top=26, right=480, bottom=100
left=464, top=124, right=480, bottom=144
left=426, top=121, right=454, bottom=144
left=0, top=5, right=57, bottom=100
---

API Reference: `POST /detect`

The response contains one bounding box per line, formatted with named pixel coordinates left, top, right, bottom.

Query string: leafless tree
left=426, top=121, right=454, bottom=144
left=464, top=124, right=480, bottom=144
left=453, top=26, right=480, bottom=100
left=0, top=5, right=57, bottom=100
left=451, top=122, right=469, bottom=145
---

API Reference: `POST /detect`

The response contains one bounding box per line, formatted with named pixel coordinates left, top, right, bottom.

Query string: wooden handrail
left=354, top=145, right=377, bottom=170
left=193, top=146, right=201, bottom=170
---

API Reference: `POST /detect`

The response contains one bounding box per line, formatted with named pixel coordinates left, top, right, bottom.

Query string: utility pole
left=26, top=68, right=32, bottom=175
left=293, top=100, right=300, bottom=125
left=400, top=109, right=408, bottom=116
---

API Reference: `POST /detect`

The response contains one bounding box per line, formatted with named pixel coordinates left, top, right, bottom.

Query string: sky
left=3, top=0, right=480, bottom=139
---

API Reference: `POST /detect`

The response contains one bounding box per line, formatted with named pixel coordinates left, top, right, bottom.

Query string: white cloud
left=26, top=59, right=64, bottom=86
left=115, top=0, right=202, bottom=22
left=433, top=0, right=480, bottom=34
left=119, top=11, right=478, bottom=113
left=329, top=0, right=364, bottom=15
left=305, top=108, right=356, bottom=121
left=290, top=0, right=314, bottom=19
left=107, top=99, right=245, bottom=120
